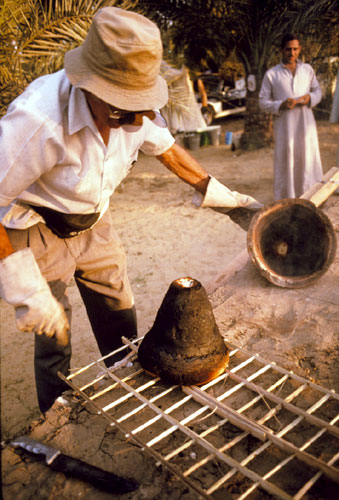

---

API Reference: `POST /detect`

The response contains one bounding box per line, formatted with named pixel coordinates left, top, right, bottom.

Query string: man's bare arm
left=156, top=142, right=210, bottom=194
left=0, top=223, right=14, bottom=259
left=156, top=142, right=263, bottom=231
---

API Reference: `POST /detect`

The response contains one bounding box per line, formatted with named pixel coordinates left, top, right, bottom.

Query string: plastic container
left=208, top=126, right=221, bottom=146
left=232, top=132, right=242, bottom=150
left=200, top=131, right=210, bottom=146
left=185, top=133, right=201, bottom=150
left=175, top=132, right=186, bottom=148
left=225, top=131, right=233, bottom=145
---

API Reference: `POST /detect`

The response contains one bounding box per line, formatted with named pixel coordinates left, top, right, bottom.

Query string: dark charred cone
left=138, top=277, right=229, bottom=385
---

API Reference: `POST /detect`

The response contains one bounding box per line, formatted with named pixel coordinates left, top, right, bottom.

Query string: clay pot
left=247, top=198, right=337, bottom=288
left=138, top=277, right=229, bottom=385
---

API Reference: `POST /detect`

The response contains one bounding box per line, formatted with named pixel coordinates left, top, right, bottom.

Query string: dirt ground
left=1, top=117, right=338, bottom=499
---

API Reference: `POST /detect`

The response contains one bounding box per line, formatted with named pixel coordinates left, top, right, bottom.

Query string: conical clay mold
left=138, top=277, right=229, bottom=385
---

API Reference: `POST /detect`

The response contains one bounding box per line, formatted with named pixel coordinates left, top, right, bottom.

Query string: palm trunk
left=241, top=86, right=273, bottom=150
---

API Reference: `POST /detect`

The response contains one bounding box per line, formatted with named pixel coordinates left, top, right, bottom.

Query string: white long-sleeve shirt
left=0, top=70, right=175, bottom=229
left=259, top=61, right=323, bottom=199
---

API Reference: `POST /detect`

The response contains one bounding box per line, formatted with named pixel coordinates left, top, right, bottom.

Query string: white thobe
left=259, top=61, right=323, bottom=199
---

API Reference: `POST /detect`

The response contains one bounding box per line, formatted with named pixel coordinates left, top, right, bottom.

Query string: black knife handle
left=50, top=453, right=138, bottom=493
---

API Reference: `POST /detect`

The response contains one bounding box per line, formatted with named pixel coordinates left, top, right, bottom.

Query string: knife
left=10, top=436, right=139, bottom=494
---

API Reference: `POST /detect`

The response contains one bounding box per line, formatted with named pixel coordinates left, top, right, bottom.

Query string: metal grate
left=59, top=337, right=339, bottom=499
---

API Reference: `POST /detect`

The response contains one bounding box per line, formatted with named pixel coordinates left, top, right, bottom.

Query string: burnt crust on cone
left=138, top=277, right=229, bottom=385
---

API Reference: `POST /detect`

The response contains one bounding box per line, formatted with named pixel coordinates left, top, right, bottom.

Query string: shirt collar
left=281, top=59, right=302, bottom=69
left=68, top=85, right=96, bottom=135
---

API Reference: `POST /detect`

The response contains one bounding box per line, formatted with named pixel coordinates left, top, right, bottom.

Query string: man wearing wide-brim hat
left=0, top=7, right=262, bottom=414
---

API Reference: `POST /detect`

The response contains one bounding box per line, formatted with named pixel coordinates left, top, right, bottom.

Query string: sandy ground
left=1, top=118, right=338, bottom=499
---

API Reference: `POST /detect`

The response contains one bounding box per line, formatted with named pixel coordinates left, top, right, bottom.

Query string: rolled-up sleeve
left=140, top=112, right=175, bottom=156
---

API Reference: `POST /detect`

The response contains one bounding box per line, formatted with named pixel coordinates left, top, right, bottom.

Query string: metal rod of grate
left=59, top=337, right=339, bottom=499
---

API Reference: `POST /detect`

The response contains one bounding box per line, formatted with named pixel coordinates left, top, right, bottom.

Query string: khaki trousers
left=7, top=210, right=137, bottom=412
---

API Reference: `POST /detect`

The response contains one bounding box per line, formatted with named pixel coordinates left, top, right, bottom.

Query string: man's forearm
left=0, top=223, right=14, bottom=259
left=156, top=143, right=210, bottom=194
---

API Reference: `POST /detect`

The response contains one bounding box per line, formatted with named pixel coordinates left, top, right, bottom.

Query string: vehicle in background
left=195, top=74, right=246, bottom=125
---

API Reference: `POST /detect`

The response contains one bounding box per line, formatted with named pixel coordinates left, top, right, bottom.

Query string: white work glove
left=0, top=248, right=69, bottom=346
left=193, top=176, right=263, bottom=230
left=194, top=176, right=263, bottom=210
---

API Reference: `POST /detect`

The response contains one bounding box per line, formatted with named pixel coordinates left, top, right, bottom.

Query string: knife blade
left=10, top=436, right=138, bottom=494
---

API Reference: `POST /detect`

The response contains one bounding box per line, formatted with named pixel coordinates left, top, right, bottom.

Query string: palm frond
left=0, top=0, right=138, bottom=115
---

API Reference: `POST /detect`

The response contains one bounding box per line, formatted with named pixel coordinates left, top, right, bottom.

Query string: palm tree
left=134, top=0, right=338, bottom=149
left=1, top=0, right=337, bottom=148
left=0, top=0, right=134, bottom=116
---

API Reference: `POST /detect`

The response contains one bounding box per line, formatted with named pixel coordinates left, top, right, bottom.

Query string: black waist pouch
left=30, top=205, right=100, bottom=238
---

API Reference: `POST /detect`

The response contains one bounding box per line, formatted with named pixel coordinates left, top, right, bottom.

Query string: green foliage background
left=0, top=0, right=136, bottom=116
left=1, top=0, right=337, bottom=146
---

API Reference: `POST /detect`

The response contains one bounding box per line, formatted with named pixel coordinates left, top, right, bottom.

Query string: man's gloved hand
left=0, top=248, right=69, bottom=346
left=193, top=176, right=263, bottom=230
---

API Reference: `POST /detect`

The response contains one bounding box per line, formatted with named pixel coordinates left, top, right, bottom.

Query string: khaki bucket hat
left=64, top=7, right=168, bottom=111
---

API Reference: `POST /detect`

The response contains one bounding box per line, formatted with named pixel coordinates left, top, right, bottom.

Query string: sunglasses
left=84, top=91, right=158, bottom=127
left=107, top=105, right=155, bottom=126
